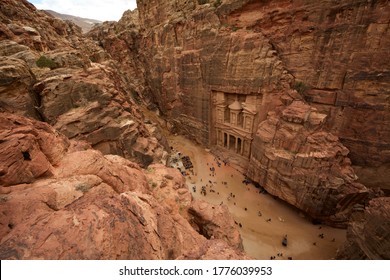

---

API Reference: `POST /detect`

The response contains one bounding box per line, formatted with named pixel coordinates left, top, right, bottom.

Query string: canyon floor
left=168, top=134, right=347, bottom=260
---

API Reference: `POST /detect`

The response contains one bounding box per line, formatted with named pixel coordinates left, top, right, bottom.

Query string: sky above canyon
left=29, top=0, right=137, bottom=21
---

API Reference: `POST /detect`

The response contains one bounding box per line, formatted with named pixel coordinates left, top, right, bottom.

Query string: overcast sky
left=29, top=0, right=138, bottom=21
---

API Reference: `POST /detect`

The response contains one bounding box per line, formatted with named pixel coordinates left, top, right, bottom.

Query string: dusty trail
left=168, top=134, right=346, bottom=260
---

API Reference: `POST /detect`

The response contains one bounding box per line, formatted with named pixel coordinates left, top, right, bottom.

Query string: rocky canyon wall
left=0, top=0, right=170, bottom=167
left=336, top=197, right=390, bottom=259
left=134, top=0, right=389, bottom=184
left=136, top=0, right=293, bottom=145
left=223, top=0, right=390, bottom=186
left=125, top=0, right=389, bottom=225
left=1, top=0, right=388, bottom=259
left=0, top=0, right=248, bottom=260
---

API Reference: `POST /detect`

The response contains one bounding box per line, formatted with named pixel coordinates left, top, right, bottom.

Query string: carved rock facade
left=106, top=0, right=389, bottom=225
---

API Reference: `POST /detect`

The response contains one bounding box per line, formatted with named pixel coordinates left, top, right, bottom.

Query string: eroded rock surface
left=95, top=0, right=388, bottom=226
left=0, top=113, right=246, bottom=259
left=247, top=101, right=368, bottom=226
left=0, top=0, right=388, bottom=259
left=0, top=0, right=168, bottom=166
left=189, top=200, right=243, bottom=250
left=336, top=197, right=390, bottom=260
left=0, top=113, right=69, bottom=186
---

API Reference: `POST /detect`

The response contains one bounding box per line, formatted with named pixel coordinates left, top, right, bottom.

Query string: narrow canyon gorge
left=0, top=0, right=389, bottom=260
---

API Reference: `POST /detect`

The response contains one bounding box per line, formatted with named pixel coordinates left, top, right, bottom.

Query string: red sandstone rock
left=128, top=0, right=390, bottom=190
left=0, top=113, right=246, bottom=259
left=100, top=0, right=387, bottom=225
left=0, top=0, right=168, bottom=166
left=0, top=53, right=38, bottom=118
left=0, top=113, right=69, bottom=187
left=336, top=197, right=390, bottom=260
left=189, top=200, right=243, bottom=250
left=0, top=0, right=81, bottom=51
left=247, top=101, right=368, bottom=226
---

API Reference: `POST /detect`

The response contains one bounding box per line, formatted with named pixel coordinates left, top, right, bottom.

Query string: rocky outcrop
left=31, top=62, right=166, bottom=167
left=189, top=200, right=243, bottom=250
left=0, top=1, right=168, bottom=166
left=0, top=0, right=82, bottom=51
left=0, top=113, right=69, bottom=187
left=0, top=113, right=246, bottom=259
left=336, top=197, right=390, bottom=259
left=87, top=10, right=150, bottom=106
left=247, top=100, right=368, bottom=226
left=0, top=53, right=37, bottom=118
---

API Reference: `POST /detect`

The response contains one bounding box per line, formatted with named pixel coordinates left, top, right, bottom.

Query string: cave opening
left=22, top=151, right=31, bottom=161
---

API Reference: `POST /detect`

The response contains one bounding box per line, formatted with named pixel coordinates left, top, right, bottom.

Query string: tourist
left=282, top=235, right=288, bottom=247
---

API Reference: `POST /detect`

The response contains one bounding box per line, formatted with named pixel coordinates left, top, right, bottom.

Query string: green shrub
left=293, top=81, right=310, bottom=95
left=36, top=55, right=57, bottom=69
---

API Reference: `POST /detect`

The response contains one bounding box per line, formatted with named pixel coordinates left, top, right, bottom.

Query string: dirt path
left=168, top=134, right=346, bottom=260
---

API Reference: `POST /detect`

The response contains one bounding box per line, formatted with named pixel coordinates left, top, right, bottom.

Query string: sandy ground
left=168, top=134, right=346, bottom=260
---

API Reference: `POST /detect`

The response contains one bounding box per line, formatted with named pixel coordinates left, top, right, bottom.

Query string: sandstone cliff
left=91, top=0, right=390, bottom=226
left=336, top=197, right=390, bottom=260
left=0, top=0, right=248, bottom=260
left=0, top=0, right=168, bottom=167
left=0, top=0, right=388, bottom=259
left=0, top=112, right=247, bottom=259
left=222, top=0, right=390, bottom=187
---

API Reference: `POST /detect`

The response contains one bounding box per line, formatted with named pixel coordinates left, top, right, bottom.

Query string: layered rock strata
left=247, top=101, right=368, bottom=226
left=0, top=0, right=168, bottom=166
left=100, top=0, right=389, bottom=225
left=223, top=0, right=390, bottom=171
left=0, top=113, right=247, bottom=259
left=336, top=197, right=390, bottom=260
